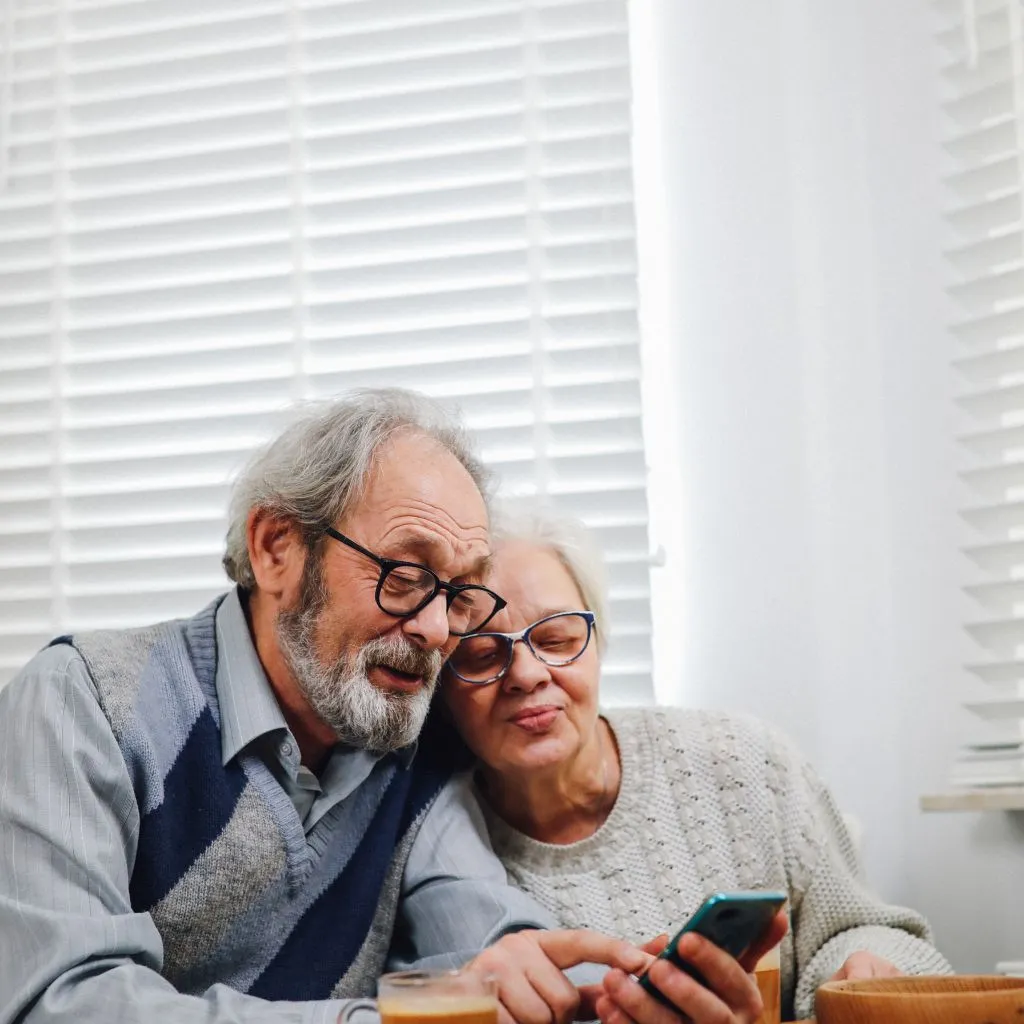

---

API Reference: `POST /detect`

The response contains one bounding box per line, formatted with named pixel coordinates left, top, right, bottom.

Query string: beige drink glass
left=377, top=969, right=498, bottom=1024
left=753, top=945, right=781, bottom=1024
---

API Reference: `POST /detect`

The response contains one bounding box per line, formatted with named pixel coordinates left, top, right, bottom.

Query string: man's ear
left=246, top=508, right=305, bottom=601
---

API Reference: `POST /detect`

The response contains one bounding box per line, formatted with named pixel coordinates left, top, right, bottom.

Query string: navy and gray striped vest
left=53, top=597, right=451, bottom=1000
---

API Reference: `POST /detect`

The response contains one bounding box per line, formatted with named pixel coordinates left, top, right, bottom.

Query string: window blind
left=0, top=0, right=653, bottom=704
left=940, top=0, right=1024, bottom=756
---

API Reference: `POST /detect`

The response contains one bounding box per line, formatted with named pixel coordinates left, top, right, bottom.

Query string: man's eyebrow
left=465, top=551, right=493, bottom=582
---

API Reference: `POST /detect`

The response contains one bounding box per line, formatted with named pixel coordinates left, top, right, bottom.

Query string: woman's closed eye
left=535, top=634, right=576, bottom=652
left=456, top=637, right=506, bottom=668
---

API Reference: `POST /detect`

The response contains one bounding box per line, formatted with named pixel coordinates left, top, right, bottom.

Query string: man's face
left=275, top=432, right=491, bottom=753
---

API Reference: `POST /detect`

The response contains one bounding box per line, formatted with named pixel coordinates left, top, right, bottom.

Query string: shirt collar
left=216, top=587, right=291, bottom=767
left=214, top=587, right=418, bottom=770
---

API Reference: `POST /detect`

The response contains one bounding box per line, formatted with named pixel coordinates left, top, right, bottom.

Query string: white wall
left=637, top=0, right=1024, bottom=971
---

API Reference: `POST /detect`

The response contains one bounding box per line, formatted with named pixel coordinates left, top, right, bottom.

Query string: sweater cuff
left=795, top=925, right=953, bottom=1020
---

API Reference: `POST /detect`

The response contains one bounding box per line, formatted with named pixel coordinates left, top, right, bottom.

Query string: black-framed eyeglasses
left=324, top=527, right=506, bottom=637
left=447, top=610, right=596, bottom=685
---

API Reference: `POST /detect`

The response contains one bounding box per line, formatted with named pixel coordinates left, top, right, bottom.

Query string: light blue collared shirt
left=0, top=590, right=564, bottom=1024
left=215, top=590, right=391, bottom=834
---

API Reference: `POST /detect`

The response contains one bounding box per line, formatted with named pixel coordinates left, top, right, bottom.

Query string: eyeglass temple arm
left=324, top=527, right=382, bottom=565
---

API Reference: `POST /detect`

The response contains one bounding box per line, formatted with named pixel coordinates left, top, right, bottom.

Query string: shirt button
left=281, top=741, right=294, bottom=758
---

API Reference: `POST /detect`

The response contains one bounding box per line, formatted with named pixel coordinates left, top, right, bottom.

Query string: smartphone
left=638, top=890, right=787, bottom=1007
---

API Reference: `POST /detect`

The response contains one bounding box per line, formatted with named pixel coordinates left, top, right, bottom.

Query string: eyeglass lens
left=378, top=564, right=497, bottom=635
left=450, top=612, right=591, bottom=684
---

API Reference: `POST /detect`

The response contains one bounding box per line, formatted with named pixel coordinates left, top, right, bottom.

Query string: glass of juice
left=753, top=944, right=781, bottom=1024
left=377, top=969, right=498, bottom=1024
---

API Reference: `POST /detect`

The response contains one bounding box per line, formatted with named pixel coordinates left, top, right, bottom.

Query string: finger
left=740, top=908, right=790, bottom=972
left=522, top=955, right=581, bottom=1024
left=602, top=969, right=681, bottom=1024
left=830, top=953, right=871, bottom=982
left=538, top=930, right=654, bottom=976
left=832, top=953, right=864, bottom=982
left=827, top=958, right=860, bottom=983
left=862, top=954, right=900, bottom=979
left=595, top=993, right=637, bottom=1024
left=645, top=958, right=744, bottom=1024
left=497, top=1005, right=517, bottom=1024
left=497, top=987, right=554, bottom=1024
left=491, top=965, right=558, bottom=1024
left=640, top=934, right=669, bottom=957
left=674, top=932, right=760, bottom=1011
left=837, top=952, right=902, bottom=981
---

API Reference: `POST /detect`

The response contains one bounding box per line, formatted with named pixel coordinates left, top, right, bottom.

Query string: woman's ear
left=246, top=508, right=305, bottom=601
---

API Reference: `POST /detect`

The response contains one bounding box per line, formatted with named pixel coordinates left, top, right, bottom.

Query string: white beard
left=276, top=575, right=442, bottom=754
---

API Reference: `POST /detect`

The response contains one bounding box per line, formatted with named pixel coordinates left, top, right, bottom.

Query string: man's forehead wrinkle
left=375, top=509, right=491, bottom=580
left=375, top=498, right=490, bottom=540
left=381, top=522, right=491, bottom=563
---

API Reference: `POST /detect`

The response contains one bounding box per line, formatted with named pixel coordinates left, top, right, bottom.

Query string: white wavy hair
left=222, top=388, right=491, bottom=589
left=491, top=498, right=609, bottom=653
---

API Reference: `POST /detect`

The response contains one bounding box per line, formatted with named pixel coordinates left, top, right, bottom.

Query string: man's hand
left=829, top=951, right=902, bottom=982
left=592, top=908, right=788, bottom=1024
left=463, top=929, right=654, bottom=1024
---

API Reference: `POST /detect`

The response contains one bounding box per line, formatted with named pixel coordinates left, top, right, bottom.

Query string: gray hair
left=491, top=499, right=609, bottom=654
left=223, top=388, right=491, bottom=589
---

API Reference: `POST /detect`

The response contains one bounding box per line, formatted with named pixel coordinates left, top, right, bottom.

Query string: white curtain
left=0, top=0, right=653, bottom=703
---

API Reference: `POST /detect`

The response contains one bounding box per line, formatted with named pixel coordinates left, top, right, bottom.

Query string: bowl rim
left=817, top=975, right=1024, bottom=1000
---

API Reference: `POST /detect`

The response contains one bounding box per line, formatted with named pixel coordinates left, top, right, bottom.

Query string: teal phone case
left=637, top=890, right=787, bottom=1007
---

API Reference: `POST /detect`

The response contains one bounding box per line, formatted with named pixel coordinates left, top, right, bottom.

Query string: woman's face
left=441, top=540, right=602, bottom=776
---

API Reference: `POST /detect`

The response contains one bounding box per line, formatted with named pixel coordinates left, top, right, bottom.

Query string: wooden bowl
left=815, top=975, right=1024, bottom=1024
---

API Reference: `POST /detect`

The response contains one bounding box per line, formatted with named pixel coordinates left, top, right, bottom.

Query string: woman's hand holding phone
left=591, top=904, right=789, bottom=1024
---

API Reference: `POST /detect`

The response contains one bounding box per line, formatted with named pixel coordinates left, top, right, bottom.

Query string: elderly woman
left=439, top=506, right=950, bottom=1023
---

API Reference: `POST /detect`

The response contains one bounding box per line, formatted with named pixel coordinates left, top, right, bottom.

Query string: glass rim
left=377, top=966, right=498, bottom=1001
left=380, top=969, right=467, bottom=986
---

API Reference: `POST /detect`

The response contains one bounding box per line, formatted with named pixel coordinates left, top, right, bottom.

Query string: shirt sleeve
left=390, top=772, right=564, bottom=969
left=0, top=644, right=367, bottom=1024
left=778, top=738, right=952, bottom=1020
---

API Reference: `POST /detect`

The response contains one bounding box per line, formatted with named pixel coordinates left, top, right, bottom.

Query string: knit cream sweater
left=475, top=708, right=950, bottom=1021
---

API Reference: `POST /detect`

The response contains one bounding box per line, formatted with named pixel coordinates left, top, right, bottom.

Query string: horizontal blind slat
left=0, top=0, right=651, bottom=698
left=965, top=658, right=1024, bottom=684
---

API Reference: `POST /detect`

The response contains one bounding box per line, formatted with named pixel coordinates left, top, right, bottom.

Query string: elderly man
left=0, top=390, right=659, bottom=1024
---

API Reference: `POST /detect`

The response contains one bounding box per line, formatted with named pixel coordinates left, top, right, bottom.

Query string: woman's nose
left=500, top=640, right=551, bottom=693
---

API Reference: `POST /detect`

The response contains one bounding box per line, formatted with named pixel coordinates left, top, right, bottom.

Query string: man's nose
left=400, top=592, right=452, bottom=653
